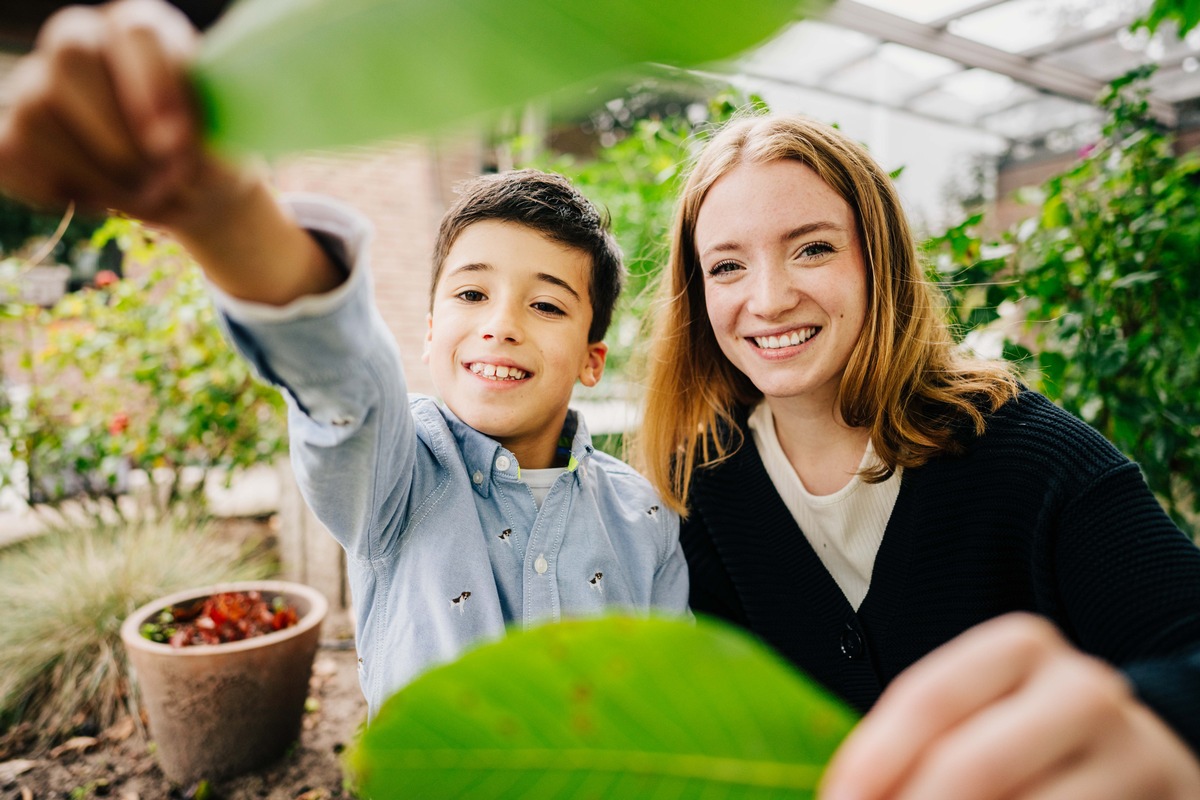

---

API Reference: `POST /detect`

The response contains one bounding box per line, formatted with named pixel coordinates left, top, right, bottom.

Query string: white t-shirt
left=520, top=467, right=566, bottom=509
left=747, top=401, right=901, bottom=610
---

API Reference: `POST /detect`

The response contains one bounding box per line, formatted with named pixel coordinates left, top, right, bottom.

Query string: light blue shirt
left=213, top=196, right=689, bottom=716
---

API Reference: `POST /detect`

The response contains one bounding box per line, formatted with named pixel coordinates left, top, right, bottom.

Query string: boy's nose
left=480, top=308, right=523, bottom=343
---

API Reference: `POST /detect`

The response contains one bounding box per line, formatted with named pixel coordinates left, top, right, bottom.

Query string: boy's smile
left=425, top=220, right=607, bottom=469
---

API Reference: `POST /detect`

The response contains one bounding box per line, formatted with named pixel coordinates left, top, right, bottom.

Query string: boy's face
left=425, top=220, right=607, bottom=468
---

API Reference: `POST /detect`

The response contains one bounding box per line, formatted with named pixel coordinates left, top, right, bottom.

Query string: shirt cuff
left=208, top=192, right=374, bottom=324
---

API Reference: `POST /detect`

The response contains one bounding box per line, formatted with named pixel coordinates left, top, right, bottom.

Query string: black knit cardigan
left=682, top=390, right=1200, bottom=754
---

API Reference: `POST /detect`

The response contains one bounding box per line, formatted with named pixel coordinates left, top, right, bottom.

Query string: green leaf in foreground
left=192, top=0, right=828, bottom=156
left=350, top=615, right=857, bottom=799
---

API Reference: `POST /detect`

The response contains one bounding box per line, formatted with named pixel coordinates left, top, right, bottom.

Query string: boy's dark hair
left=431, top=170, right=625, bottom=343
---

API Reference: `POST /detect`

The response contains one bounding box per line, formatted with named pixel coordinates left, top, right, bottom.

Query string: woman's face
left=695, top=159, right=868, bottom=412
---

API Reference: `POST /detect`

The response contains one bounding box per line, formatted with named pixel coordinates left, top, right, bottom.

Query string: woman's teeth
left=754, top=328, right=817, bottom=350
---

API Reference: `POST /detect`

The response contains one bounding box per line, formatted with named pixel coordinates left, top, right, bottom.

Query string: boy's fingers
left=0, top=58, right=112, bottom=209
left=33, top=8, right=148, bottom=182
left=818, top=614, right=1063, bottom=800
left=104, top=0, right=200, bottom=160
left=1, top=100, right=142, bottom=213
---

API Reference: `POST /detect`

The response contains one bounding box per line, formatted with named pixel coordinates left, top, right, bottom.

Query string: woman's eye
left=706, top=261, right=741, bottom=277
left=532, top=301, right=565, bottom=315
left=457, top=290, right=485, bottom=302
left=798, top=242, right=836, bottom=259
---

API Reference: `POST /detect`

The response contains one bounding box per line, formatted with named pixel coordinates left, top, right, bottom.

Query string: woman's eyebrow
left=446, top=262, right=491, bottom=277
left=699, top=221, right=848, bottom=260
left=783, top=221, right=847, bottom=241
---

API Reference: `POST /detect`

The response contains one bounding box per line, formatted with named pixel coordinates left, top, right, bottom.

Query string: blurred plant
left=0, top=216, right=287, bottom=516
left=926, top=68, right=1200, bottom=530
left=0, top=514, right=276, bottom=750
left=1135, top=0, right=1200, bottom=36
left=512, top=86, right=767, bottom=377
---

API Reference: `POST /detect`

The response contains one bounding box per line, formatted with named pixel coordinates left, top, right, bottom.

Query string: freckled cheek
left=703, top=289, right=738, bottom=336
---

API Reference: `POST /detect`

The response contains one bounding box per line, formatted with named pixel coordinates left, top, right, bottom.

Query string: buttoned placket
left=519, top=458, right=581, bottom=629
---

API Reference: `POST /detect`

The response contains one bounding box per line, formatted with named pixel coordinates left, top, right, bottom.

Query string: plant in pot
left=120, top=579, right=328, bottom=785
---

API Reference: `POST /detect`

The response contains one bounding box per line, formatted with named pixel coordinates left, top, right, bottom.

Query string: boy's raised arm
left=0, top=0, right=344, bottom=306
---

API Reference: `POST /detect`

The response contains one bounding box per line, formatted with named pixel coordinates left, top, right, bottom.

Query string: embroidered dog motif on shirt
left=647, top=505, right=659, bottom=517
left=498, top=528, right=512, bottom=545
left=450, top=591, right=471, bottom=614
left=589, top=572, right=604, bottom=593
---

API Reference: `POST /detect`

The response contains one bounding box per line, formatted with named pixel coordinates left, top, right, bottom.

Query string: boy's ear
left=422, top=312, right=433, bottom=364
left=577, top=341, right=607, bottom=388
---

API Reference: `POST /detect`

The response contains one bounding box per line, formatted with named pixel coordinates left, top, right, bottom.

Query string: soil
left=0, top=646, right=368, bottom=800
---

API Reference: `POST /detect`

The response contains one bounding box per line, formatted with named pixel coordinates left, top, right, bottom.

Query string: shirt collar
left=441, top=406, right=595, bottom=499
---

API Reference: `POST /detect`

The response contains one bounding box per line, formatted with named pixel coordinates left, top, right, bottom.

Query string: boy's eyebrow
left=700, top=221, right=848, bottom=259
left=535, top=272, right=582, bottom=302
left=446, top=262, right=582, bottom=302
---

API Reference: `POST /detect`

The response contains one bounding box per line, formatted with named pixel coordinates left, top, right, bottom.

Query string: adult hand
left=0, top=0, right=248, bottom=234
left=819, top=613, right=1200, bottom=800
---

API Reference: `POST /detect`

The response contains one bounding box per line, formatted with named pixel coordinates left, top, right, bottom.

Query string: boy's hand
left=0, top=0, right=244, bottom=232
left=0, top=0, right=345, bottom=305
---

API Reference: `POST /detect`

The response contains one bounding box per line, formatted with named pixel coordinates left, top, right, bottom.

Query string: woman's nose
left=746, top=264, right=798, bottom=319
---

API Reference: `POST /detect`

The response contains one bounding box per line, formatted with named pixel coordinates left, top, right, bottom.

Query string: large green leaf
left=350, top=615, right=857, bottom=799
left=192, top=0, right=823, bottom=156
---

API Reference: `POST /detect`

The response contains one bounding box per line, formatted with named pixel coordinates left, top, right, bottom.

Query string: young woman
left=635, top=113, right=1200, bottom=799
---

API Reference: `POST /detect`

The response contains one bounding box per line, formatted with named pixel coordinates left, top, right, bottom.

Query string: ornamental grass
left=0, top=513, right=276, bottom=750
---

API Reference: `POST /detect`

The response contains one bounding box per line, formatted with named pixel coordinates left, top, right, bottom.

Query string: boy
left=0, top=0, right=688, bottom=716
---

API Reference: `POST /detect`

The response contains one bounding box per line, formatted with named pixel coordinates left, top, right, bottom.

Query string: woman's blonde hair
left=632, top=113, right=1018, bottom=515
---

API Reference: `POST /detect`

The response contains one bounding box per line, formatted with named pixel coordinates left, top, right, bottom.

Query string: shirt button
left=534, top=554, right=548, bottom=574
left=472, top=470, right=484, bottom=485
left=840, top=626, right=864, bottom=659
left=495, top=455, right=511, bottom=472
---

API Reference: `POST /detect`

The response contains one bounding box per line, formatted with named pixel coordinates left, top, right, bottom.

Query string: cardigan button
left=840, top=626, right=864, bottom=659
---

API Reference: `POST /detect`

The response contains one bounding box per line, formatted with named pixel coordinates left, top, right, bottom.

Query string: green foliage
left=927, top=70, right=1200, bottom=530
left=1134, top=0, right=1200, bottom=36
left=0, top=217, right=287, bottom=514
left=521, top=88, right=766, bottom=375
left=351, top=615, right=857, bottom=799
left=0, top=195, right=103, bottom=265
left=0, top=515, right=276, bottom=747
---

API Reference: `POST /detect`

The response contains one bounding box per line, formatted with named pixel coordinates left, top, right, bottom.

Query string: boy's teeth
left=754, top=328, right=816, bottom=349
left=470, top=362, right=527, bottom=380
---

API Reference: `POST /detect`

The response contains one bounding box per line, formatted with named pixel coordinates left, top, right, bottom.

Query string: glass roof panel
left=876, top=42, right=962, bottom=80
left=738, top=20, right=878, bottom=76
left=977, top=95, right=1104, bottom=139
left=1043, top=31, right=1152, bottom=79
left=827, top=58, right=912, bottom=103
left=948, top=0, right=1145, bottom=54
left=907, top=70, right=1038, bottom=123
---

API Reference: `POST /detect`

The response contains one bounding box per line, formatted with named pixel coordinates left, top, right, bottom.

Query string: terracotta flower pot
left=120, top=580, right=329, bottom=784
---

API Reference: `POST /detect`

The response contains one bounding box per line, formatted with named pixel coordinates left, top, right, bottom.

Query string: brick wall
left=270, top=137, right=484, bottom=397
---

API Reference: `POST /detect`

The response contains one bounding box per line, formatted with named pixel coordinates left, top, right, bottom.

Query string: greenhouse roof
left=740, top=0, right=1200, bottom=156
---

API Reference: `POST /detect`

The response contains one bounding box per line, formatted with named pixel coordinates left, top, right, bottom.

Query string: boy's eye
left=456, top=290, right=486, bottom=302
left=706, top=260, right=741, bottom=277
left=532, top=301, right=565, bottom=315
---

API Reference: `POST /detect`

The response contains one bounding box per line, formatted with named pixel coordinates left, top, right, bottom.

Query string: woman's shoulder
left=959, top=388, right=1130, bottom=475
